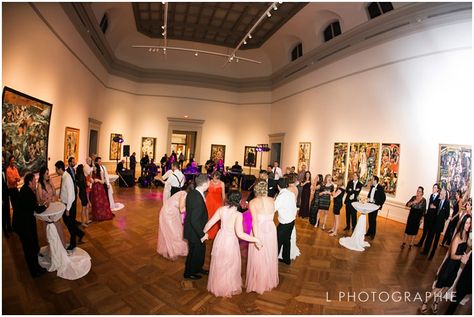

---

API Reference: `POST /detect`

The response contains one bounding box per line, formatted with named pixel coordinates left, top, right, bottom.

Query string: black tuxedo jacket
left=426, top=193, right=440, bottom=215
left=66, top=167, right=78, bottom=194
left=184, top=189, right=208, bottom=244
left=368, top=184, right=386, bottom=209
left=434, top=199, right=450, bottom=232
left=268, top=179, right=278, bottom=198
left=15, top=185, right=46, bottom=235
left=344, top=180, right=363, bottom=204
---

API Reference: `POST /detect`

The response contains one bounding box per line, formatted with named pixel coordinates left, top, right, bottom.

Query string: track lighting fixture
left=267, top=12, right=271, bottom=17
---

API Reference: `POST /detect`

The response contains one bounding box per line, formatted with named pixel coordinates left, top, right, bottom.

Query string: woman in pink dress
left=204, top=190, right=262, bottom=298
left=246, top=181, right=279, bottom=294
left=157, top=188, right=188, bottom=260
left=90, top=163, right=114, bottom=221
left=205, top=171, right=225, bottom=239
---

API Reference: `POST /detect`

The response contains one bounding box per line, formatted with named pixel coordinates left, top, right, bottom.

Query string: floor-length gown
left=90, top=178, right=114, bottom=221
left=157, top=191, right=188, bottom=260
left=206, top=181, right=223, bottom=239
left=279, top=226, right=300, bottom=260
left=246, top=213, right=279, bottom=294
left=299, top=182, right=311, bottom=218
left=207, top=206, right=243, bottom=297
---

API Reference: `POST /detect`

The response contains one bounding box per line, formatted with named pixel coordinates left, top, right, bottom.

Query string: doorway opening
left=270, top=142, right=281, bottom=165
left=171, top=130, right=197, bottom=164
left=89, top=130, right=98, bottom=156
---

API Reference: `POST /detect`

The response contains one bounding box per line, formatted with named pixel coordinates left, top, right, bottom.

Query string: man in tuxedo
left=344, top=172, right=363, bottom=231
left=275, top=178, right=297, bottom=265
left=15, top=173, right=48, bottom=277
left=130, top=152, right=137, bottom=182
left=415, top=183, right=439, bottom=247
left=116, top=159, right=125, bottom=175
left=422, top=188, right=450, bottom=259
left=183, top=174, right=210, bottom=280
left=272, top=161, right=283, bottom=180
left=365, top=176, right=386, bottom=240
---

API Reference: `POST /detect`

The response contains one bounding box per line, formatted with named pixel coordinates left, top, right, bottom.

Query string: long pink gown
left=207, top=206, right=243, bottom=297
left=246, top=212, right=279, bottom=294
left=157, top=191, right=188, bottom=260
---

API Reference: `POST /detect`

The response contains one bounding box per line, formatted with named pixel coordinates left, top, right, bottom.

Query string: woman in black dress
left=299, top=171, right=312, bottom=218
left=309, top=174, right=323, bottom=226
left=442, top=190, right=462, bottom=247
left=76, top=164, right=90, bottom=227
left=315, top=174, right=334, bottom=230
left=328, top=177, right=345, bottom=237
left=401, top=186, right=426, bottom=249
left=420, top=214, right=471, bottom=314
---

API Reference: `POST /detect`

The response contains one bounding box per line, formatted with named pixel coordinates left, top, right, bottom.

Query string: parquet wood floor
left=2, top=185, right=472, bottom=314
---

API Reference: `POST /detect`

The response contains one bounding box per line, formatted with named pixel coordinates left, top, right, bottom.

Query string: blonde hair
left=254, top=180, right=268, bottom=197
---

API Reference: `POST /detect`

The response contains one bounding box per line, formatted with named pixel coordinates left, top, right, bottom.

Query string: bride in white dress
left=279, top=177, right=301, bottom=260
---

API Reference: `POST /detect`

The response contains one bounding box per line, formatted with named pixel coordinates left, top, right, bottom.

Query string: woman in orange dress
left=205, top=171, right=225, bottom=240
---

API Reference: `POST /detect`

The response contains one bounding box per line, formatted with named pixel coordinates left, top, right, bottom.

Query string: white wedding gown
left=278, top=227, right=301, bottom=260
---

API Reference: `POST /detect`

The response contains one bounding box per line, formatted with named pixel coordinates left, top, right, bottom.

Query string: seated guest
left=231, top=161, right=243, bottom=173
left=116, top=159, right=125, bottom=175
left=147, top=159, right=158, bottom=178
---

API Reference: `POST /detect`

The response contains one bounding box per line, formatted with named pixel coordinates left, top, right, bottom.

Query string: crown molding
left=59, top=2, right=471, bottom=93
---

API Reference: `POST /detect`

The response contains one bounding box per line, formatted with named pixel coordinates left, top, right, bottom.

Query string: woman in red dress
left=90, top=163, right=114, bottom=222
left=205, top=171, right=225, bottom=239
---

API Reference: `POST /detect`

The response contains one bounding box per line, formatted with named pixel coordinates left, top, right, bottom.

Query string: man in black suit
left=16, top=173, right=48, bottom=277
left=183, top=174, right=210, bottom=280
left=365, top=176, right=386, bottom=240
left=415, top=183, right=439, bottom=247
left=422, top=188, right=450, bottom=259
left=343, top=172, right=363, bottom=231
left=130, top=152, right=137, bottom=182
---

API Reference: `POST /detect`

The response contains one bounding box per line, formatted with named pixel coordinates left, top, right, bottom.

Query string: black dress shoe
left=343, top=227, right=350, bottom=231
left=414, top=243, right=422, bottom=247
left=199, top=269, right=209, bottom=275
left=66, top=245, right=76, bottom=251
left=420, top=251, right=428, bottom=255
left=364, top=233, right=370, bottom=237
left=184, top=274, right=202, bottom=280
left=278, top=259, right=291, bottom=265
left=428, top=254, right=434, bottom=260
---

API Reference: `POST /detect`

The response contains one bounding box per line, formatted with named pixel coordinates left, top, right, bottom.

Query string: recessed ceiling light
left=184, top=115, right=189, bottom=118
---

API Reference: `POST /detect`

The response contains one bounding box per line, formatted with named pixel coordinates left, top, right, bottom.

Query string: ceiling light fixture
left=194, top=51, right=198, bottom=56
left=273, top=4, right=278, bottom=10
left=267, top=12, right=272, bottom=17
left=162, top=2, right=168, bottom=50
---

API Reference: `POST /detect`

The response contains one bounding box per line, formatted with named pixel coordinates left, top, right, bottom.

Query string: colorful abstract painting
left=380, top=143, right=400, bottom=196
left=332, top=143, right=348, bottom=183
left=438, top=144, right=472, bottom=203
left=348, top=142, right=380, bottom=187
left=298, top=142, right=311, bottom=170
left=64, top=127, right=80, bottom=163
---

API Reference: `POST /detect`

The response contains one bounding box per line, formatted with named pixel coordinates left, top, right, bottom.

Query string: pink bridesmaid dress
left=246, top=212, right=279, bottom=294
left=207, top=206, right=247, bottom=297
left=157, top=191, right=188, bottom=260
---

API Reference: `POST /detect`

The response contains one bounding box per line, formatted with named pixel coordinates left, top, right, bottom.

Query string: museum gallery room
left=1, top=1, right=473, bottom=315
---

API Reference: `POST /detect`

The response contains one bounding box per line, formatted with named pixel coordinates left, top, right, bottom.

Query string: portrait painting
left=298, top=142, right=311, bottom=170
left=332, top=143, right=348, bottom=183
left=438, top=144, right=472, bottom=203
left=2, top=87, right=52, bottom=176
left=64, top=127, right=80, bottom=163
left=109, top=133, right=123, bottom=161
left=210, top=144, right=226, bottom=163
left=244, top=146, right=257, bottom=167
left=348, top=142, right=380, bottom=187
left=380, top=143, right=400, bottom=196
left=141, top=137, right=156, bottom=161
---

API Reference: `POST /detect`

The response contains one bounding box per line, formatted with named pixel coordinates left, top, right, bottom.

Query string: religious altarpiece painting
left=64, top=127, right=80, bottom=163
left=298, top=142, right=311, bottom=170
left=141, top=137, right=157, bottom=161
left=109, top=133, right=123, bottom=161
left=380, top=143, right=400, bottom=196
left=332, top=143, right=348, bottom=183
left=210, top=144, right=226, bottom=163
left=348, top=142, right=380, bottom=187
left=438, top=144, right=472, bottom=202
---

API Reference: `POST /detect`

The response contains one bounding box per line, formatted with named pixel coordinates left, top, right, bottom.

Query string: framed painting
left=244, top=146, right=257, bottom=167
left=210, top=144, right=225, bottom=163
left=141, top=137, right=156, bottom=160
left=332, top=143, right=348, bottom=182
left=64, top=127, right=80, bottom=163
left=109, top=133, right=123, bottom=160
left=298, top=142, right=311, bottom=170
left=438, top=144, right=472, bottom=203
left=2, top=87, right=52, bottom=176
left=380, top=143, right=400, bottom=196
left=348, top=142, right=380, bottom=187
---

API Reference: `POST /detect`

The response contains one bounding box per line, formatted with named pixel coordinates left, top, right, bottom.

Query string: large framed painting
left=2, top=87, right=52, bottom=176
left=298, top=142, right=311, bottom=170
left=332, top=143, right=348, bottom=182
left=380, top=143, right=400, bottom=196
left=348, top=142, right=380, bottom=187
left=64, top=127, right=80, bottom=163
left=244, top=146, right=257, bottom=167
left=438, top=144, right=472, bottom=202
left=210, top=144, right=225, bottom=162
left=109, top=133, right=123, bottom=160
left=141, top=137, right=156, bottom=160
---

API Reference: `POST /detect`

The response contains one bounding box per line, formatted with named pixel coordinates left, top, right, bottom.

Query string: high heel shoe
left=322, top=224, right=326, bottom=230
left=420, top=302, right=428, bottom=314
left=329, top=232, right=337, bottom=237
left=400, top=243, right=406, bottom=249
left=432, top=299, right=439, bottom=314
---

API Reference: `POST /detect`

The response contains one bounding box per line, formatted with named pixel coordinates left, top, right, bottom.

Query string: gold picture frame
left=64, top=127, right=80, bottom=163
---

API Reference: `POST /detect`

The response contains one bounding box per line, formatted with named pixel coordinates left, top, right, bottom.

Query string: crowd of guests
left=2, top=154, right=117, bottom=277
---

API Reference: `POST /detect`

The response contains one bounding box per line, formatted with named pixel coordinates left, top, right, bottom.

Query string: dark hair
left=94, top=163, right=102, bottom=180
left=68, top=156, right=75, bottom=164
left=55, top=160, right=65, bottom=171
left=317, top=174, right=323, bottom=184
left=433, top=183, right=439, bottom=190
left=23, top=173, right=35, bottom=187
left=195, top=174, right=208, bottom=187
left=172, top=161, right=179, bottom=168
left=38, top=166, right=48, bottom=189
left=418, top=186, right=424, bottom=194
left=183, top=180, right=195, bottom=192
left=373, top=175, right=379, bottom=183
left=259, top=170, right=268, bottom=175
left=227, top=190, right=242, bottom=208
left=304, top=171, right=312, bottom=181
left=288, top=174, right=297, bottom=184
left=278, top=178, right=288, bottom=189
left=457, top=214, right=471, bottom=240
left=76, top=164, right=85, bottom=183
left=8, top=155, right=15, bottom=163
left=211, top=170, right=221, bottom=179
left=95, top=156, right=102, bottom=163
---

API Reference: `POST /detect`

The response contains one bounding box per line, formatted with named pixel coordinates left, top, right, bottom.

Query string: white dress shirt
left=162, top=169, right=185, bottom=188
left=60, top=171, right=75, bottom=211
left=273, top=167, right=283, bottom=180
left=275, top=188, right=297, bottom=224
left=368, top=185, right=376, bottom=203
